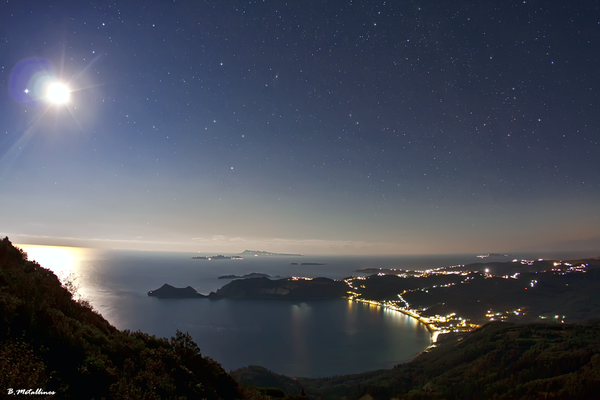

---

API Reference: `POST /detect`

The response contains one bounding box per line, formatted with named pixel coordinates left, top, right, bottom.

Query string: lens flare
left=9, top=58, right=71, bottom=108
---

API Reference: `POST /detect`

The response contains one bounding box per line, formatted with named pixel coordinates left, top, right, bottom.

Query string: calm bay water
left=16, top=245, right=596, bottom=377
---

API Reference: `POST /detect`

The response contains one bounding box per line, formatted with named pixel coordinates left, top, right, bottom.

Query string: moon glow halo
left=9, top=58, right=74, bottom=108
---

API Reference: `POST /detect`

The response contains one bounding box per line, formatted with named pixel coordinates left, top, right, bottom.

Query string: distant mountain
left=240, top=249, right=303, bottom=256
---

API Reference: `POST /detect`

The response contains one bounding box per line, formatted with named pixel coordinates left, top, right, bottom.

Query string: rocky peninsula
left=210, top=276, right=348, bottom=300
left=148, top=284, right=207, bottom=298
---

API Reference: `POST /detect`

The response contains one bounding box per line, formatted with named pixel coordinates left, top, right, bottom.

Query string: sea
left=15, top=245, right=598, bottom=378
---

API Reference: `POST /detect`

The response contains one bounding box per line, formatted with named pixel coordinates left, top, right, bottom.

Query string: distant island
left=192, top=255, right=243, bottom=260
left=240, top=249, right=303, bottom=256
left=148, top=284, right=208, bottom=298
left=291, top=262, right=326, bottom=265
left=218, top=273, right=279, bottom=279
left=477, top=253, right=510, bottom=258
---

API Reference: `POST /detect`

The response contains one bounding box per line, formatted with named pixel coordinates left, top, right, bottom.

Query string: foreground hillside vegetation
left=0, top=237, right=306, bottom=399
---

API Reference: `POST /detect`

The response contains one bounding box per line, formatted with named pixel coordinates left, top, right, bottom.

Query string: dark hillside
left=231, top=365, right=306, bottom=395
left=0, top=237, right=242, bottom=399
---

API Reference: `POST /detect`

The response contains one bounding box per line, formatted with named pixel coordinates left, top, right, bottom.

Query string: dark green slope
left=0, top=237, right=242, bottom=399
left=231, top=366, right=307, bottom=396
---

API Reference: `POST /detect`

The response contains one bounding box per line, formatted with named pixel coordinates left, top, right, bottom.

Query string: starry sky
left=1, top=0, right=599, bottom=255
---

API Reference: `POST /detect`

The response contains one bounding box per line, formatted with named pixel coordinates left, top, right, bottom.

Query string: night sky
left=1, top=1, right=599, bottom=255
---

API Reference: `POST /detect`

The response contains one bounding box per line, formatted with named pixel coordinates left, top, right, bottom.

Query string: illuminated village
left=337, top=258, right=591, bottom=342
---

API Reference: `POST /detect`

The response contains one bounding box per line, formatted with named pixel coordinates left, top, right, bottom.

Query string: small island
left=292, top=262, right=327, bottom=265
left=148, top=284, right=207, bottom=298
left=218, top=273, right=278, bottom=279
left=477, top=253, right=510, bottom=258
left=240, top=249, right=303, bottom=257
left=192, top=255, right=243, bottom=260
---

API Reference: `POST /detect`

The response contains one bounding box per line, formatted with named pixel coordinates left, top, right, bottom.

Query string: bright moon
left=46, top=82, right=70, bottom=104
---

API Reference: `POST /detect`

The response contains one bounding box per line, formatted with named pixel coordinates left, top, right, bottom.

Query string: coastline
left=349, top=298, right=440, bottom=343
